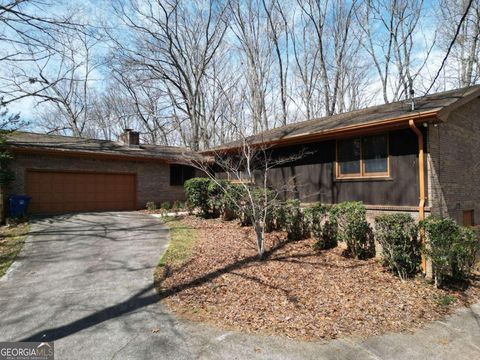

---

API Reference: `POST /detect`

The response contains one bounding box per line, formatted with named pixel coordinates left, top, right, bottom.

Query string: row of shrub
left=184, top=178, right=376, bottom=259
left=375, top=213, right=479, bottom=285
left=146, top=200, right=187, bottom=212
left=184, top=178, right=479, bottom=286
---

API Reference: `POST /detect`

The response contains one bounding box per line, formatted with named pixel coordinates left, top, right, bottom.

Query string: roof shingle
left=5, top=131, right=205, bottom=163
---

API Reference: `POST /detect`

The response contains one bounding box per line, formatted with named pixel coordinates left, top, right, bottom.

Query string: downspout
left=408, top=119, right=427, bottom=273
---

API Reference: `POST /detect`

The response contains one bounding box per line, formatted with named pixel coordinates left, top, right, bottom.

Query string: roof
left=205, top=85, right=480, bottom=152
left=5, top=131, right=206, bottom=163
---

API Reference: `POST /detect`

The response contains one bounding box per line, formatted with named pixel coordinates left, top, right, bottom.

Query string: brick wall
left=9, top=153, right=186, bottom=209
left=428, top=97, right=480, bottom=225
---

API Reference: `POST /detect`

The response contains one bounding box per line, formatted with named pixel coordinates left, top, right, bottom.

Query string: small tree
left=190, top=138, right=305, bottom=259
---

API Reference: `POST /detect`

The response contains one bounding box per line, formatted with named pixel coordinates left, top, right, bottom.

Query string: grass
left=0, top=223, right=29, bottom=277
left=436, top=294, right=457, bottom=306
left=158, top=216, right=197, bottom=268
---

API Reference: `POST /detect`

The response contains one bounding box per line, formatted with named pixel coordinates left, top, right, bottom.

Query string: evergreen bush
left=284, top=200, right=309, bottom=240
left=375, top=213, right=420, bottom=279
left=420, top=216, right=479, bottom=287
left=184, top=178, right=211, bottom=216
left=330, top=201, right=375, bottom=259
left=305, top=203, right=337, bottom=250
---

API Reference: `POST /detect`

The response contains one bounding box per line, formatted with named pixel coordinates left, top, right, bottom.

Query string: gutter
left=408, top=119, right=427, bottom=273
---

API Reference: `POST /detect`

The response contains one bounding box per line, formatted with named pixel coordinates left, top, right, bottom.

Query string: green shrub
left=263, top=199, right=278, bottom=233
left=178, top=201, right=185, bottom=209
left=283, top=200, right=309, bottom=241
left=273, top=202, right=288, bottom=231
left=146, top=201, right=157, bottom=211
left=207, top=179, right=229, bottom=218
left=221, top=183, right=248, bottom=223
left=161, top=201, right=171, bottom=210
left=420, top=216, right=479, bottom=287
left=436, top=294, right=457, bottom=306
left=236, top=186, right=276, bottom=228
left=184, top=177, right=229, bottom=218
left=330, top=201, right=375, bottom=259
left=220, top=183, right=240, bottom=221
left=375, top=213, right=420, bottom=279
left=305, top=203, right=337, bottom=250
left=184, top=178, right=211, bottom=216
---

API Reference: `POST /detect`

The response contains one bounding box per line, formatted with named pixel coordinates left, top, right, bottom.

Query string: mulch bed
left=157, top=216, right=480, bottom=340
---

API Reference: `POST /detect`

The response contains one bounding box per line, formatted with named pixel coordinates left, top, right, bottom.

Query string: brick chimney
left=119, top=128, right=140, bottom=147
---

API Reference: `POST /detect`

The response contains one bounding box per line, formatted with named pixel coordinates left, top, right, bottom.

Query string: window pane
left=338, top=138, right=361, bottom=175
left=363, top=134, right=388, bottom=173
left=170, top=165, right=195, bottom=186
left=183, top=166, right=195, bottom=182
left=170, top=164, right=183, bottom=186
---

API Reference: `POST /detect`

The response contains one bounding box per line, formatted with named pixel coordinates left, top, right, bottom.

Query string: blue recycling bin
left=8, top=195, right=32, bottom=218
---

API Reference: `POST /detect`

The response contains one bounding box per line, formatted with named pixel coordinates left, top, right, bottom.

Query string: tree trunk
left=254, top=222, right=265, bottom=259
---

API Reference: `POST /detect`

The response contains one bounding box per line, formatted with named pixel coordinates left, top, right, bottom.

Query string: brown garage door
left=26, top=170, right=137, bottom=214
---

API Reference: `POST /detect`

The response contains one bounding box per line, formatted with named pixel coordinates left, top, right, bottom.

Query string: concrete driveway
left=1, top=212, right=480, bottom=360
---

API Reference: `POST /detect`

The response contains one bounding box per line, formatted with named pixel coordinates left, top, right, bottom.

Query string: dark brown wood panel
left=26, top=170, right=136, bottom=214
left=263, top=129, right=425, bottom=207
left=463, top=210, right=475, bottom=227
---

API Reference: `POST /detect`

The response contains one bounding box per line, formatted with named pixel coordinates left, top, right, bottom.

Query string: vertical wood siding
left=266, top=129, right=424, bottom=207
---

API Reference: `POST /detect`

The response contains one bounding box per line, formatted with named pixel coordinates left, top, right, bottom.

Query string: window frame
left=336, top=133, right=390, bottom=180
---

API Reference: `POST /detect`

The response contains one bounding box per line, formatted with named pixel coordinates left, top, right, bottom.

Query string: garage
left=4, top=130, right=202, bottom=218
left=26, top=170, right=137, bottom=214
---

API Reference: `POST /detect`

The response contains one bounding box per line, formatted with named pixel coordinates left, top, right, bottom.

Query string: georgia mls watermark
left=0, top=342, right=54, bottom=360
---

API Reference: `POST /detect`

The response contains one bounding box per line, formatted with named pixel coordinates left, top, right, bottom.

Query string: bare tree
left=110, top=0, right=229, bottom=150
left=229, top=0, right=274, bottom=134
left=4, top=0, right=476, bottom=149
left=0, top=0, right=81, bottom=106
left=291, top=0, right=367, bottom=118
left=357, top=0, right=435, bottom=102
left=436, top=0, right=479, bottom=88
left=262, top=0, right=290, bottom=126
left=190, top=137, right=303, bottom=258
left=21, top=30, right=103, bottom=137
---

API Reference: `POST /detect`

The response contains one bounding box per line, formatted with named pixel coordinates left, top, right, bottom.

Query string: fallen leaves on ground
left=158, top=216, right=480, bottom=341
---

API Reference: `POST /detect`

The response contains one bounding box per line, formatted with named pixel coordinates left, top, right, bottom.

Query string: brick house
left=4, top=85, right=480, bottom=227
left=5, top=129, right=203, bottom=214
left=202, top=85, right=480, bottom=228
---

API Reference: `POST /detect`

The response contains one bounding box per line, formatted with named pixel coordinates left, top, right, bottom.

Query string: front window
left=170, top=164, right=195, bottom=186
left=337, top=134, right=389, bottom=178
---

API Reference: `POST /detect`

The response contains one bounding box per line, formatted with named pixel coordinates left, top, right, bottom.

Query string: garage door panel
left=26, top=171, right=136, bottom=214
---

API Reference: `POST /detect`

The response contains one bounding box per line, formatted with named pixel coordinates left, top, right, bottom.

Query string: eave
left=202, top=110, right=439, bottom=155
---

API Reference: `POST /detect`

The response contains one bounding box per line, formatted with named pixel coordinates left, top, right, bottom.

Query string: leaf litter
left=157, top=216, right=480, bottom=341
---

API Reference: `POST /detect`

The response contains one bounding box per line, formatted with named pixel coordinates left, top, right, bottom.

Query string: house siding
left=428, top=97, right=480, bottom=225
left=265, top=128, right=423, bottom=207
left=9, top=153, right=186, bottom=210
